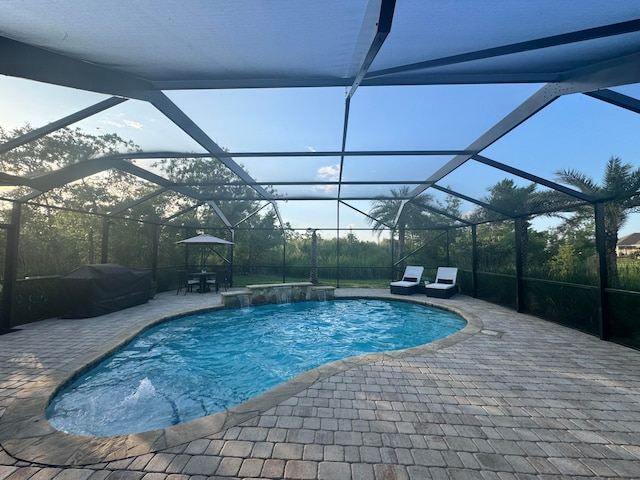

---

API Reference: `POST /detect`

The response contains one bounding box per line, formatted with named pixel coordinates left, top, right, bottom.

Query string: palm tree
left=367, top=186, right=434, bottom=275
left=555, top=156, right=640, bottom=285
left=474, top=179, right=538, bottom=272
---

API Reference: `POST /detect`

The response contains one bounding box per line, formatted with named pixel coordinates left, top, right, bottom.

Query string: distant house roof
left=617, top=233, right=640, bottom=247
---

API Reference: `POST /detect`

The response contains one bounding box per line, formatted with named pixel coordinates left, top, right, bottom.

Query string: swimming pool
left=47, top=298, right=465, bottom=436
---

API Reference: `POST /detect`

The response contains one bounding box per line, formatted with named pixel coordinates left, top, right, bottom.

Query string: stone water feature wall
left=220, top=282, right=335, bottom=308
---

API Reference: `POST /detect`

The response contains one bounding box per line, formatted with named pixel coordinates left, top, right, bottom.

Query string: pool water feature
left=47, top=299, right=465, bottom=437
left=238, top=293, right=250, bottom=308
left=274, top=285, right=292, bottom=304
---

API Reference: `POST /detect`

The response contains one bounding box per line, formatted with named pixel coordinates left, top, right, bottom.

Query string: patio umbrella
left=176, top=234, right=234, bottom=246
left=176, top=234, right=234, bottom=269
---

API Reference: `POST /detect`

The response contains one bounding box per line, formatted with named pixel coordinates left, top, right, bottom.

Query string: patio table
left=190, top=272, right=216, bottom=293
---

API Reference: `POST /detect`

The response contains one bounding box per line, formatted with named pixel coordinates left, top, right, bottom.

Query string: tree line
left=1, top=125, right=639, bottom=291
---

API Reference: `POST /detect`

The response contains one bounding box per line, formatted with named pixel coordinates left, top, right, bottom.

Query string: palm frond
left=555, top=168, right=599, bottom=195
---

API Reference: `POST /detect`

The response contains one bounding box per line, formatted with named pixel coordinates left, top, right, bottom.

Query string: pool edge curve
left=0, top=290, right=482, bottom=466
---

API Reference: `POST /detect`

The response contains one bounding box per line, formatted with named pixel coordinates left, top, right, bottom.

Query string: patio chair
left=176, top=270, right=199, bottom=295
left=390, top=266, right=424, bottom=295
left=205, top=273, right=218, bottom=292
left=424, top=267, right=458, bottom=298
left=215, top=268, right=230, bottom=291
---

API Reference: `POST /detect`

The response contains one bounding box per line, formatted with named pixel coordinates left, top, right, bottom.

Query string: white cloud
left=101, top=119, right=125, bottom=128
left=123, top=119, right=144, bottom=130
left=317, top=164, right=340, bottom=181
left=313, top=163, right=340, bottom=193
left=99, top=114, right=144, bottom=130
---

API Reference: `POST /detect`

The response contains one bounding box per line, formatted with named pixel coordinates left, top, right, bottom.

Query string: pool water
left=47, top=299, right=465, bottom=436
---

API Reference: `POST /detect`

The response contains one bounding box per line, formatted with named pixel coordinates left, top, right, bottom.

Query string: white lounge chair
left=390, top=266, right=424, bottom=295
left=425, top=267, right=458, bottom=298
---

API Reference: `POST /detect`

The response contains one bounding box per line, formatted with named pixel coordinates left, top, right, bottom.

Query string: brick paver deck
left=0, top=288, right=639, bottom=479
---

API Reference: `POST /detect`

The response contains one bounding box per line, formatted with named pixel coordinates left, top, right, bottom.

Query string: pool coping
left=0, top=293, right=482, bottom=466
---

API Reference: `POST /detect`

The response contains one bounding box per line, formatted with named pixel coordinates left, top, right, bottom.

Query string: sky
left=1, top=74, right=640, bottom=241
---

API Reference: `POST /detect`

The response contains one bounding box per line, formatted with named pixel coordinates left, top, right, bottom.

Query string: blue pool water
left=47, top=299, right=465, bottom=436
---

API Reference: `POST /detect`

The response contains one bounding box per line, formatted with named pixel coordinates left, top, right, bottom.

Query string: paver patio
left=0, top=288, right=639, bottom=479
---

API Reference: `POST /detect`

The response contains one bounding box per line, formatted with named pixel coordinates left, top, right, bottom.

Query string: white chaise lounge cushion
left=433, top=267, right=457, bottom=285
left=425, top=267, right=458, bottom=298
left=390, top=266, right=424, bottom=286
left=424, top=282, right=453, bottom=291
left=390, top=280, right=419, bottom=288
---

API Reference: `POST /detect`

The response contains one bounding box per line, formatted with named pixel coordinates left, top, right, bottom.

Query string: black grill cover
left=60, top=264, right=152, bottom=318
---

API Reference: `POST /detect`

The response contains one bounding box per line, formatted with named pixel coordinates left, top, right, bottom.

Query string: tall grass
left=616, top=258, right=640, bottom=291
